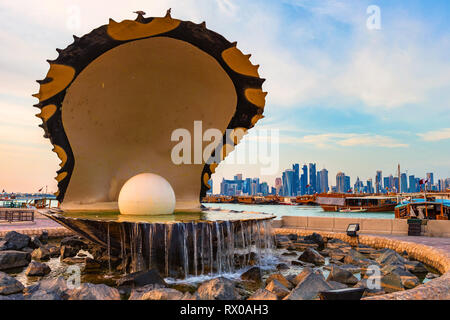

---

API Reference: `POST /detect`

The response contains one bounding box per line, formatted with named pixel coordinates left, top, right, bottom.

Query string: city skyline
left=212, top=162, right=450, bottom=196
left=1, top=1, right=449, bottom=193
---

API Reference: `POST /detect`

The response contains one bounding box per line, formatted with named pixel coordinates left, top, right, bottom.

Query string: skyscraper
left=408, top=175, right=416, bottom=193
left=344, top=175, right=351, bottom=193
left=282, top=169, right=295, bottom=196
left=300, top=165, right=308, bottom=195
left=292, top=164, right=300, bottom=196
left=309, top=163, right=316, bottom=194
left=367, top=178, right=373, bottom=194
left=336, top=172, right=346, bottom=193
left=320, top=169, right=329, bottom=193
left=275, top=177, right=282, bottom=195
left=426, top=173, right=434, bottom=190
left=375, top=170, right=382, bottom=194
left=400, top=173, right=408, bottom=193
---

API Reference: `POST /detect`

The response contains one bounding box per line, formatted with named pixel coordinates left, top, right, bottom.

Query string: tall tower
left=398, top=164, right=401, bottom=193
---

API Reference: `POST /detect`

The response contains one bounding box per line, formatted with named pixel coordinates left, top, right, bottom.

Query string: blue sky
left=0, top=0, right=449, bottom=193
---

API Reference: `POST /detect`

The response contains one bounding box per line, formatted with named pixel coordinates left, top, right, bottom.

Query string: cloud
left=418, top=128, right=450, bottom=141
left=280, top=133, right=408, bottom=148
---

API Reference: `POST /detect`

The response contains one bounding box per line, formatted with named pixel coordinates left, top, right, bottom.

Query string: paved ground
left=367, top=234, right=450, bottom=255
left=0, top=213, right=70, bottom=237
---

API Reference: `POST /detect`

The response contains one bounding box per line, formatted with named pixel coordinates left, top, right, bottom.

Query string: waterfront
left=203, top=203, right=395, bottom=220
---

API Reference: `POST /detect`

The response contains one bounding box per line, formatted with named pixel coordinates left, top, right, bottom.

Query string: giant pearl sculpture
left=118, top=173, right=175, bottom=215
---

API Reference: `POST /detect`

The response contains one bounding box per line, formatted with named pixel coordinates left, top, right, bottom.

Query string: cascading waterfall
left=88, top=216, right=274, bottom=280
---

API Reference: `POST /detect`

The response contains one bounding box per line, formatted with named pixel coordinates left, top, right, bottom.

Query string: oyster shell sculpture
left=33, top=10, right=266, bottom=212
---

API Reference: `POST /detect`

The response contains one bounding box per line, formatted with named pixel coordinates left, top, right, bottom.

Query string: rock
left=326, top=238, right=350, bottom=250
left=344, top=249, right=376, bottom=267
left=31, top=247, right=50, bottom=261
left=181, top=292, right=198, bottom=300
left=60, top=245, right=79, bottom=259
left=116, top=269, right=167, bottom=289
left=46, top=245, right=60, bottom=258
left=0, top=293, right=24, bottom=300
left=291, top=267, right=313, bottom=286
left=38, top=230, right=48, bottom=244
left=304, top=233, right=324, bottom=249
left=60, top=236, right=88, bottom=250
left=196, top=277, right=240, bottom=300
left=339, top=264, right=362, bottom=274
left=426, top=272, right=439, bottom=280
left=24, top=277, right=69, bottom=300
left=355, top=245, right=376, bottom=255
left=298, top=248, right=325, bottom=266
left=381, top=272, right=405, bottom=293
left=284, top=272, right=331, bottom=300
left=404, top=261, right=428, bottom=275
left=287, top=234, right=298, bottom=241
left=247, top=288, right=278, bottom=300
left=265, top=279, right=290, bottom=299
left=265, top=273, right=293, bottom=289
left=329, top=249, right=346, bottom=262
left=129, top=286, right=184, bottom=300
left=276, top=263, right=289, bottom=271
left=381, top=266, right=420, bottom=289
left=21, top=247, right=34, bottom=254
left=281, top=251, right=297, bottom=257
left=327, top=280, right=348, bottom=290
left=29, top=236, right=43, bottom=249
left=69, top=283, right=120, bottom=300
left=3, top=231, right=30, bottom=250
left=0, top=271, right=24, bottom=295
left=25, top=261, right=51, bottom=277
left=241, top=267, right=262, bottom=282
left=326, top=265, right=359, bottom=285
left=354, top=279, right=384, bottom=297
left=0, top=241, right=6, bottom=251
left=0, top=250, right=31, bottom=270
left=376, top=249, right=406, bottom=266
left=62, top=257, right=86, bottom=264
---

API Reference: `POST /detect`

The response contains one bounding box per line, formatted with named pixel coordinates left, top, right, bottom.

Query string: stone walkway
left=367, top=234, right=450, bottom=255
left=0, top=213, right=71, bottom=237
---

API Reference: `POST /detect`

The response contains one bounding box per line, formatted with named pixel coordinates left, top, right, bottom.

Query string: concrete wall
left=277, top=216, right=450, bottom=237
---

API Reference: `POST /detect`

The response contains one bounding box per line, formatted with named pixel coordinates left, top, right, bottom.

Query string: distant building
left=375, top=170, right=382, bottom=194
left=367, top=178, right=374, bottom=194
left=408, top=175, right=417, bottom=193
left=206, top=179, right=213, bottom=194
left=317, top=168, right=329, bottom=193
left=300, top=165, right=308, bottom=195
left=336, top=172, right=346, bottom=193
left=282, top=169, right=295, bottom=196
left=426, top=172, right=434, bottom=190
left=292, top=164, right=300, bottom=196
left=400, top=173, right=408, bottom=193
left=354, top=177, right=364, bottom=193
left=309, top=163, right=317, bottom=194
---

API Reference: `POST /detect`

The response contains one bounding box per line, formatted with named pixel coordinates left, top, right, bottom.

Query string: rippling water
left=203, top=203, right=395, bottom=220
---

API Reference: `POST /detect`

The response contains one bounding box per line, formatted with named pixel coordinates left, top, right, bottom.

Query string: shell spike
left=200, top=21, right=206, bottom=28
left=165, top=8, right=172, bottom=18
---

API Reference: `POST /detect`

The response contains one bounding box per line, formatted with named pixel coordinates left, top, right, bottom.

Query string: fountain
left=34, top=10, right=274, bottom=278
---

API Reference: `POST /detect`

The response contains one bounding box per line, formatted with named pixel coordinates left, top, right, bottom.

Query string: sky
left=0, top=0, right=449, bottom=193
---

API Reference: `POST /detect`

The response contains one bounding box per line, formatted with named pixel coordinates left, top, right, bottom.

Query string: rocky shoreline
left=0, top=230, right=440, bottom=300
